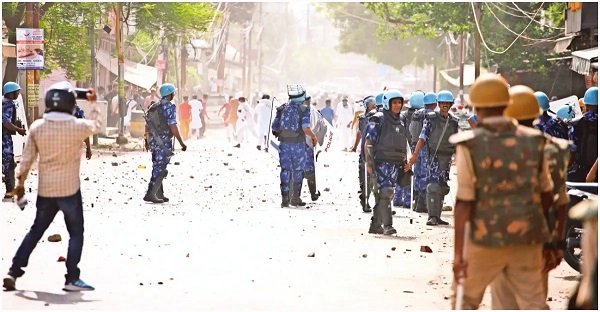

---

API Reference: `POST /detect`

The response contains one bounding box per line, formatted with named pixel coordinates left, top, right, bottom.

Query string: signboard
left=154, top=59, right=166, bottom=70
left=16, top=28, right=44, bottom=70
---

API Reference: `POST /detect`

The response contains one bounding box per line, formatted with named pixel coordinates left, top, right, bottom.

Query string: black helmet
left=45, top=81, right=77, bottom=114
left=262, top=94, right=270, bottom=100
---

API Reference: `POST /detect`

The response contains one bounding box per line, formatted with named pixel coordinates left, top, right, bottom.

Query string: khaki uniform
left=490, top=135, right=571, bottom=309
left=449, top=116, right=553, bottom=310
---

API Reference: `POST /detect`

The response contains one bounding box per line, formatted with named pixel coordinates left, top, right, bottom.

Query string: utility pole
left=173, top=41, right=181, bottom=104
left=246, top=20, right=253, bottom=97
left=115, top=2, right=127, bottom=145
left=89, top=22, right=99, bottom=146
left=433, top=62, right=437, bottom=93
left=258, top=2, right=263, bottom=91
left=181, top=38, right=187, bottom=98
left=241, top=21, right=247, bottom=96
left=306, top=2, right=310, bottom=43
left=282, top=2, right=288, bottom=91
left=217, top=3, right=228, bottom=94
left=458, top=34, right=465, bottom=105
left=24, top=2, right=41, bottom=124
left=474, top=2, right=482, bottom=78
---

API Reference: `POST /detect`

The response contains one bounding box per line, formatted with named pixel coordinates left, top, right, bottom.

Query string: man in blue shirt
left=319, top=99, right=334, bottom=125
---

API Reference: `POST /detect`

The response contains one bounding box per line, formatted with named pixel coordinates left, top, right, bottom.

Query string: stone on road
left=1, top=128, right=577, bottom=310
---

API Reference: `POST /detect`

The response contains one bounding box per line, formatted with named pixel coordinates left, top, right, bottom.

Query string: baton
left=455, top=221, right=471, bottom=310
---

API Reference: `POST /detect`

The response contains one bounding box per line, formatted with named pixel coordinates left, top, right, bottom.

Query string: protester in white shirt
left=335, top=95, right=355, bottom=151
left=189, top=95, right=203, bottom=139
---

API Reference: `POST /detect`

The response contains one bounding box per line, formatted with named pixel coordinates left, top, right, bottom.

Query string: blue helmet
left=375, top=92, right=384, bottom=107
left=363, top=95, right=376, bottom=109
left=3, top=82, right=21, bottom=95
left=437, top=90, right=454, bottom=103
left=159, top=83, right=177, bottom=97
left=409, top=91, right=425, bottom=109
left=583, top=87, right=598, bottom=106
left=556, top=105, right=575, bottom=120
left=534, top=91, right=550, bottom=111
left=287, top=84, right=306, bottom=102
left=423, top=92, right=437, bottom=105
left=382, top=89, right=404, bottom=110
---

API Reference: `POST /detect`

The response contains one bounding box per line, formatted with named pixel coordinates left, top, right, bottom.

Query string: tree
left=364, top=2, right=566, bottom=74
left=318, top=2, right=445, bottom=71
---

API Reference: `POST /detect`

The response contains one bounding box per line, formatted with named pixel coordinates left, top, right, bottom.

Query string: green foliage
left=359, top=2, right=566, bottom=74
left=319, top=2, right=444, bottom=70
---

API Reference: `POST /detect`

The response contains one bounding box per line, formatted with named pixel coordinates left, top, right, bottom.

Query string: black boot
left=156, top=183, right=169, bottom=202
left=4, top=170, right=15, bottom=199
left=305, top=171, right=320, bottom=201
left=413, top=193, right=427, bottom=213
left=144, top=170, right=167, bottom=203
left=281, top=191, right=290, bottom=208
left=359, top=194, right=372, bottom=213
left=143, top=184, right=164, bottom=203
left=290, top=183, right=306, bottom=207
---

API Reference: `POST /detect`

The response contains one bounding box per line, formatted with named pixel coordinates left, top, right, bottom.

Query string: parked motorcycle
left=563, top=182, right=598, bottom=272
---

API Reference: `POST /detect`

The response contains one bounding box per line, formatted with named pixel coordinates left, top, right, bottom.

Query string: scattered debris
left=186, top=253, right=189, bottom=258
left=324, top=187, right=330, bottom=192
left=403, top=291, right=413, bottom=293
left=174, top=162, right=180, bottom=165
left=190, top=176, right=194, bottom=179
left=111, top=162, right=118, bottom=166
left=138, top=165, right=146, bottom=169
left=84, top=177, right=89, bottom=181
left=386, top=255, right=391, bottom=258
left=420, top=246, right=433, bottom=253
left=547, top=297, right=553, bottom=302
left=112, top=152, right=118, bottom=157
left=48, top=234, right=62, bottom=242
left=307, top=252, right=315, bottom=257
left=158, top=282, right=163, bottom=285
left=57, top=256, right=66, bottom=262
left=442, top=206, right=453, bottom=211
left=391, top=247, right=396, bottom=251
left=362, top=254, right=368, bottom=258
left=223, top=162, right=229, bottom=166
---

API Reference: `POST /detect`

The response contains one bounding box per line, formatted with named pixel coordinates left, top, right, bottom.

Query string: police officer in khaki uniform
left=490, top=85, right=570, bottom=309
left=449, top=74, right=555, bottom=310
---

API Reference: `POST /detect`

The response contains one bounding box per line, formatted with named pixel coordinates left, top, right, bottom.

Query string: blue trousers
left=279, top=141, right=305, bottom=192
left=149, top=135, right=173, bottom=187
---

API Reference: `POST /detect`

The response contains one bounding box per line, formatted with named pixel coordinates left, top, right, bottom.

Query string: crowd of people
left=1, top=76, right=597, bottom=309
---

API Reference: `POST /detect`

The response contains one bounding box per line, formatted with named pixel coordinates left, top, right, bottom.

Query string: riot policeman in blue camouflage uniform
left=364, top=89, right=411, bottom=235
left=2, top=82, right=26, bottom=198
left=568, top=86, right=598, bottom=182
left=272, top=85, right=317, bottom=207
left=409, top=90, right=459, bottom=226
left=300, top=90, right=324, bottom=202
left=354, top=95, right=378, bottom=213
left=408, top=92, right=437, bottom=213
left=143, top=83, right=187, bottom=203
left=394, top=91, right=424, bottom=208
left=534, top=91, right=569, bottom=139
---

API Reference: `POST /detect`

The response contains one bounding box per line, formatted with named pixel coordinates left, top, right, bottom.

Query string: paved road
left=2, top=128, right=579, bottom=310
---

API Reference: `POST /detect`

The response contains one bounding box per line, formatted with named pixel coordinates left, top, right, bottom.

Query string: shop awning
left=571, top=47, right=598, bottom=76
left=2, top=42, right=16, bottom=58
left=95, top=49, right=158, bottom=90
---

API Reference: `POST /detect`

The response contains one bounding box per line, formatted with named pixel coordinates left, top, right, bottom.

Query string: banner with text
left=16, top=28, right=44, bottom=70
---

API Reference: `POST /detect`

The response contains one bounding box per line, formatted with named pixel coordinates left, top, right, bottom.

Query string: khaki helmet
left=579, top=98, right=586, bottom=113
left=504, top=85, right=541, bottom=120
left=469, top=73, right=510, bottom=108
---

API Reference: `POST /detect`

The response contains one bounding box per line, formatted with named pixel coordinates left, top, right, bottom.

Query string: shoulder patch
left=449, top=130, right=476, bottom=144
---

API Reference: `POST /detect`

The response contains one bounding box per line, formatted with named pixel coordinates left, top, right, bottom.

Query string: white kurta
left=335, top=102, right=355, bottom=149
left=255, top=99, right=273, bottom=146
left=236, top=102, right=257, bottom=144
left=189, top=99, right=203, bottom=129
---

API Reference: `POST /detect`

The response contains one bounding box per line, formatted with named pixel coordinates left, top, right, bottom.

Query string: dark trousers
left=9, top=190, right=85, bottom=283
left=200, top=114, right=207, bottom=136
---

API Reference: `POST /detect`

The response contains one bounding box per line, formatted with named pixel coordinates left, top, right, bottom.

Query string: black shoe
left=392, top=210, right=397, bottom=215
left=362, top=204, right=372, bottom=213
left=290, top=197, right=306, bottom=207
left=264, top=148, right=269, bottom=153
left=310, top=191, right=320, bottom=201
left=436, top=217, right=449, bottom=226
left=3, top=272, right=17, bottom=291
left=233, top=144, right=241, bottom=148
left=368, top=224, right=384, bottom=234
left=383, top=226, right=397, bottom=235
left=256, top=145, right=261, bottom=151
left=426, top=217, right=438, bottom=226
left=143, top=184, right=164, bottom=204
left=156, top=184, right=169, bottom=202
left=281, top=192, right=290, bottom=208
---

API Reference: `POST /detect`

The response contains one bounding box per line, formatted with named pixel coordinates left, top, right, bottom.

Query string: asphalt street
left=1, top=127, right=579, bottom=310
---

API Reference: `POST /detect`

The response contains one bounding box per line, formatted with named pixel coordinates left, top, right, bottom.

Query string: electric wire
left=471, top=2, right=542, bottom=54
left=489, top=2, right=564, bottom=30
left=510, top=2, right=565, bottom=30
left=484, top=2, right=564, bottom=42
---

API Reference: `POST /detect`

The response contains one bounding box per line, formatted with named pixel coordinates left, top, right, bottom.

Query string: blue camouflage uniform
left=74, top=105, right=85, bottom=119
left=2, top=97, right=16, bottom=174
left=568, top=110, right=598, bottom=181
left=411, top=107, right=435, bottom=210
left=148, top=97, right=177, bottom=188
left=272, top=99, right=309, bottom=193
left=535, top=113, right=569, bottom=140
left=420, top=115, right=451, bottom=186
left=358, top=110, right=377, bottom=211
left=304, top=143, right=315, bottom=172
left=394, top=108, right=417, bottom=207
left=365, top=117, right=402, bottom=190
